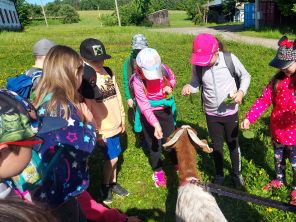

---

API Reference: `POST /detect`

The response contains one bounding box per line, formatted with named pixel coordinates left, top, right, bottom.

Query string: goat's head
left=163, top=125, right=213, bottom=153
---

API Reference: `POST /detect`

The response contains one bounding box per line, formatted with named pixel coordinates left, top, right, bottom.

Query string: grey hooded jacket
left=190, top=52, right=251, bottom=115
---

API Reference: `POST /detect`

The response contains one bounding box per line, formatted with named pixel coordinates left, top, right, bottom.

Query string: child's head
left=136, top=48, right=162, bottom=80
left=0, top=90, right=42, bottom=179
left=131, top=34, right=148, bottom=56
left=80, top=38, right=111, bottom=70
left=269, top=36, right=296, bottom=76
left=0, top=198, right=57, bottom=221
left=191, top=33, right=219, bottom=67
left=33, top=45, right=84, bottom=118
left=32, top=38, right=56, bottom=66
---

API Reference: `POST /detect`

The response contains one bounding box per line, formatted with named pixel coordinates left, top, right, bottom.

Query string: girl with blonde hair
left=32, top=45, right=96, bottom=222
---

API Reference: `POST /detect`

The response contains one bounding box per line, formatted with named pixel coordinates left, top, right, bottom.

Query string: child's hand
left=154, top=123, right=163, bottom=139
left=163, top=86, right=172, bottom=95
left=127, top=99, right=134, bottom=108
left=232, top=90, right=244, bottom=104
left=181, top=84, right=192, bottom=96
left=80, top=103, right=93, bottom=123
left=241, top=119, right=250, bottom=129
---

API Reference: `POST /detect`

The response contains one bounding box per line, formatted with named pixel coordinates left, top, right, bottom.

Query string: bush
left=100, top=13, right=118, bottom=26
left=119, top=0, right=152, bottom=26
left=58, top=4, right=80, bottom=24
left=15, top=0, right=31, bottom=27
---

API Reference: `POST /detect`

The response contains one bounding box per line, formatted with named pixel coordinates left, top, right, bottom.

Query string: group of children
left=0, top=32, right=296, bottom=222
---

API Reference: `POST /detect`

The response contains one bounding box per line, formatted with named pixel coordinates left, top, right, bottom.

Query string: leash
left=202, top=182, right=296, bottom=213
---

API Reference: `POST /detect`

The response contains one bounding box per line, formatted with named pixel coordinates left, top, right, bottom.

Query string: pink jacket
left=78, top=191, right=126, bottom=222
left=132, top=64, right=176, bottom=126
left=245, top=74, right=296, bottom=145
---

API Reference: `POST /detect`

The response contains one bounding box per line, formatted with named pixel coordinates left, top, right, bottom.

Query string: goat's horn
left=163, top=128, right=185, bottom=147
left=187, top=129, right=213, bottom=153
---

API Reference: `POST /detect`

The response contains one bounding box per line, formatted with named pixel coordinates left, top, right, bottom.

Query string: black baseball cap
left=80, top=38, right=111, bottom=62
left=79, top=64, right=103, bottom=100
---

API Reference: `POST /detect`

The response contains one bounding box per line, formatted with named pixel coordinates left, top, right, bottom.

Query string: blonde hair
left=33, top=45, right=83, bottom=119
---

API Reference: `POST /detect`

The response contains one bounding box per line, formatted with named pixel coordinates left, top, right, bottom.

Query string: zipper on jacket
left=210, top=67, right=219, bottom=112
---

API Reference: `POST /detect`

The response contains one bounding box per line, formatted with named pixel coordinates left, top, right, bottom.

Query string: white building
left=0, top=0, right=21, bottom=30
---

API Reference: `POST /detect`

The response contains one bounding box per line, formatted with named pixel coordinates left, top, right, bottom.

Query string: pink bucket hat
left=136, top=48, right=162, bottom=80
left=191, top=33, right=219, bottom=66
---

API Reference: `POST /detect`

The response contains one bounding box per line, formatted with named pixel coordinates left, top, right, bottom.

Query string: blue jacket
left=33, top=101, right=96, bottom=207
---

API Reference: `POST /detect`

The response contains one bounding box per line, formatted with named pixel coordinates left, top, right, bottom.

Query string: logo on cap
left=92, top=45, right=103, bottom=56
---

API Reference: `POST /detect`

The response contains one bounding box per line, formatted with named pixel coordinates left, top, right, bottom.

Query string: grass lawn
left=168, top=10, right=195, bottom=28
left=239, top=27, right=296, bottom=40
left=1, top=20, right=296, bottom=222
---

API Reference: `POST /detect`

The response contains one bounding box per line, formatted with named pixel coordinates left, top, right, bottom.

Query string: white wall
left=0, top=0, right=21, bottom=30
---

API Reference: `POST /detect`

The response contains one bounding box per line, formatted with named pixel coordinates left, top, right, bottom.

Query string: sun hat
left=32, top=39, right=56, bottom=56
left=131, top=34, right=148, bottom=50
left=80, top=38, right=111, bottom=62
left=0, top=89, right=67, bottom=148
left=191, top=33, right=219, bottom=66
left=136, top=48, right=162, bottom=80
left=79, top=64, right=102, bottom=100
left=269, top=36, right=296, bottom=69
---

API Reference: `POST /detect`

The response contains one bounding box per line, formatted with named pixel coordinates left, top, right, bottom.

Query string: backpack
left=5, top=94, right=66, bottom=194
left=6, top=68, right=42, bottom=99
left=196, top=51, right=243, bottom=106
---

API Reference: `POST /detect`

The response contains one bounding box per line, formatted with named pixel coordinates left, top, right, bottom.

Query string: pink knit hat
left=191, top=33, right=219, bottom=66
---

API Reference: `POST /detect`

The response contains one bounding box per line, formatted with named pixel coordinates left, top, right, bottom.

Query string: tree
left=13, top=0, right=31, bottom=27
left=46, top=0, right=62, bottom=16
left=276, top=0, right=296, bottom=16
left=80, top=0, right=98, bottom=10
left=58, top=4, right=80, bottom=23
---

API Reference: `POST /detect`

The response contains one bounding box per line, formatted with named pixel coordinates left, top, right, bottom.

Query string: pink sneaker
left=263, top=179, right=284, bottom=191
left=152, top=170, right=167, bottom=188
left=289, top=190, right=296, bottom=205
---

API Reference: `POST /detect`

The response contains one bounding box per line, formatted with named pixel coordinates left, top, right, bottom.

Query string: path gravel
left=150, top=26, right=278, bottom=49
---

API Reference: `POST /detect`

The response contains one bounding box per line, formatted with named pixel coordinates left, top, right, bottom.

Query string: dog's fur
left=163, top=126, right=227, bottom=222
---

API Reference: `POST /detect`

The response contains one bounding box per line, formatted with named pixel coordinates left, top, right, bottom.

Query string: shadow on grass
left=125, top=207, right=165, bottom=222
left=240, top=116, right=275, bottom=179
left=208, top=24, right=244, bottom=33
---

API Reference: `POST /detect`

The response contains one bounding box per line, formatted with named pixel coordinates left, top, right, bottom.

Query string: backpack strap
left=223, top=52, right=240, bottom=90
left=104, top=66, right=113, bottom=77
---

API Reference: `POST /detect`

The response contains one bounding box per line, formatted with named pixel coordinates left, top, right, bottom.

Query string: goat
left=163, top=125, right=227, bottom=222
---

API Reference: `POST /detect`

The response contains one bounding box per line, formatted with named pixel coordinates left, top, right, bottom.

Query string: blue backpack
left=6, top=68, right=42, bottom=99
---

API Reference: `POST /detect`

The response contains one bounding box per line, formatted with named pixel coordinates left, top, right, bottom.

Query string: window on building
left=9, top=10, right=14, bottom=23
left=4, top=9, right=10, bottom=23
left=13, top=11, right=18, bottom=24
left=0, top=9, right=5, bottom=24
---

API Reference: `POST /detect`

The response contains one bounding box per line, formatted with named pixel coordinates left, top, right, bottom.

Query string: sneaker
left=152, top=170, right=167, bottom=188
left=101, top=184, right=112, bottom=204
left=263, top=179, right=284, bottom=191
left=232, top=174, right=245, bottom=189
left=289, top=190, right=296, bottom=205
left=213, top=175, right=225, bottom=185
left=111, top=183, right=129, bottom=196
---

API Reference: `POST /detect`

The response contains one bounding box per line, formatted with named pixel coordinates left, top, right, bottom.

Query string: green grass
left=239, top=27, right=296, bottom=40
left=1, top=21, right=296, bottom=222
left=168, top=10, right=195, bottom=28
left=78, top=10, right=113, bottom=26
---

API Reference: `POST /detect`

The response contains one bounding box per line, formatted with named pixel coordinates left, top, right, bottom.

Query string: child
left=123, top=34, right=148, bottom=108
left=132, top=47, right=178, bottom=187
left=241, top=36, right=296, bottom=205
left=0, top=89, right=43, bottom=182
left=32, top=45, right=97, bottom=221
left=80, top=38, right=128, bottom=204
left=27, top=38, right=56, bottom=96
left=181, top=33, right=251, bottom=188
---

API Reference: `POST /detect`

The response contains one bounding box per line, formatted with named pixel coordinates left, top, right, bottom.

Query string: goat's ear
left=187, top=129, right=213, bottom=153
left=163, top=128, right=184, bottom=148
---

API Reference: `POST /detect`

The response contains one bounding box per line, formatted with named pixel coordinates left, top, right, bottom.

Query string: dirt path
left=150, top=25, right=278, bottom=49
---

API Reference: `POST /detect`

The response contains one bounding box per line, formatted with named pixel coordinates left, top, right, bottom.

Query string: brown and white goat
left=163, top=125, right=227, bottom=222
